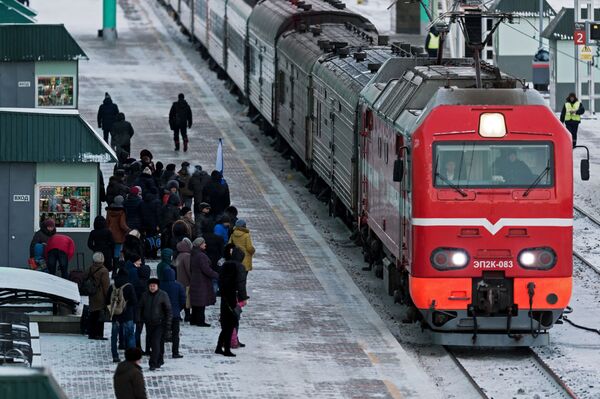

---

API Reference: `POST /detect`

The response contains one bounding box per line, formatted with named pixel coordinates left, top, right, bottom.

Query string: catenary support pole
left=103, top=0, right=117, bottom=41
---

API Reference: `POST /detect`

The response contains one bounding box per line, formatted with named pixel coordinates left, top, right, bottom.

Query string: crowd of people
left=30, top=115, right=255, bottom=383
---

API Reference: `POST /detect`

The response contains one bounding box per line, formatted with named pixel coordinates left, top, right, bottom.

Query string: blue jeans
left=111, top=320, right=135, bottom=359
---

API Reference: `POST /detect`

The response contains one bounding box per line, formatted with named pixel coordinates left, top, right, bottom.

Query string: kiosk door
left=0, top=163, right=35, bottom=267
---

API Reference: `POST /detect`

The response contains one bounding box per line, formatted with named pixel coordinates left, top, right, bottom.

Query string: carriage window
left=433, top=142, right=554, bottom=188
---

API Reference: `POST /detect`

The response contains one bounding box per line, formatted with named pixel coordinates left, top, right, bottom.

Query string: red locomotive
left=360, top=60, right=581, bottom=345
left=164, top=0, right=591, bottom=345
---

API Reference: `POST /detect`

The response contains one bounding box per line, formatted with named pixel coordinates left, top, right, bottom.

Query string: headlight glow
left=451, top=252, right=468, bottom=267
left=479, top=112, right=507, bottom=138
left=431, top=248, right=470, bottom=270
left=519, top=251, right=536, bottom=267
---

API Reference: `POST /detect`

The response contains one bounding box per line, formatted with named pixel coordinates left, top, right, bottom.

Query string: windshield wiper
left=435, top=171, right=468, bottom=197
left=523, top=163, right=550, bottom=197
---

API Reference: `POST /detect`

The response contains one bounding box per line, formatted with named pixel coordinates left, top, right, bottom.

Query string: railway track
left=445, top=346, right=577, bottom=398
left=573, top=205, right=600, bottom=275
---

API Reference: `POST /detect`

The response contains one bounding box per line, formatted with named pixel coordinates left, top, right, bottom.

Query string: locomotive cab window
left=433, top=142, right=554, bottom=188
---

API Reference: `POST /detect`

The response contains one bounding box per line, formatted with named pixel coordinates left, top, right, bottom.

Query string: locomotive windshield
left=433, top=141, right=554, bottom=188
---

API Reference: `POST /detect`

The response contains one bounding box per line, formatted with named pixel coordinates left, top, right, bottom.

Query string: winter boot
left=183, top=139, right=188, bottom=152
left=174, top=140, right=180, bottom=151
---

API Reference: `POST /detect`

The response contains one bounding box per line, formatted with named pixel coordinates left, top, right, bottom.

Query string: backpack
left=108, top=283, right=130, bottom=318
left=81, top=268, right=101, bottom=296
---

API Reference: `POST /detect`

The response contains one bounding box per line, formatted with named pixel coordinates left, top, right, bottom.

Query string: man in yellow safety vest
left=559, top=92, right=585, bottom=147
left=425, top=26, right=440, bottom=58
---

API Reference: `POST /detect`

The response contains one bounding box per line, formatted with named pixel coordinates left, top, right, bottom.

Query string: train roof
left=278, top=23, right=376, bottom=73
left=249, top=0, right=376, bottom=44
left=312, top=47, right=393, bottom=106
left=360, top=59, right=538, bottom=136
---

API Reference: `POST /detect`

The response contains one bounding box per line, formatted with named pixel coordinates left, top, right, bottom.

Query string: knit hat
left=130, top=186, right=141, bottom=196
left=92, top=252, right=104, bottom=263
left=193, top=237, right=205, bottom=247
left=105, top=92, right=111, bottom=99
left=42, top=219, right=56, bottom=229
left=180, top=206, right=192, bottom=217
left=178, top=93, right=185, bottom=100
left=128, top=229, right=141, bottom=239
left=181, top=161, right=190, bottom=168
left=235, top=219, right=247, bottom=228
left=166, top=163, right=176, bottom=171
left=167, top=180, right=179, bottom=190
left=142, top=167, right=152, bottom=175
left=194, top=165, right=203, bottom=171
left=125, top=347, right=143, bottom=362
left=112, top=195, right=125, bottom=207
left=199, top=202, right=211, bottom=210
left=148, top=277, right=160, bottom=286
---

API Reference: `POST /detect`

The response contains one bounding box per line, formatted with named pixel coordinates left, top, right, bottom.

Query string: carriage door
left=289, top=70, right=295, bottom=138
left=329, top=97, right=336, bottom=184
left=397, top=135, right=411, bottom=271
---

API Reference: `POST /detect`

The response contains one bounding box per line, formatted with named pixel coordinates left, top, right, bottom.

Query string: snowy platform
left=31, top=0, right=442, bottom=397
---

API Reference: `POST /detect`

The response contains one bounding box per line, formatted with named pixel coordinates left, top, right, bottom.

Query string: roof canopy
left=542, top=7, right=600, bottom=41
left=0, top=1, right=35, bottom=23
left=0, top=24, right=87, bottom=62
left=0, top=108, right=117, bottom=163
left=0, top=0, right=37, bottom=18
left=490, top=0, right=556, bottom=17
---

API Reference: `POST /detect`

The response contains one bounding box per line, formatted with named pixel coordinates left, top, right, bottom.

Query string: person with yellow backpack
left=560, top=92, right=585, bottom=147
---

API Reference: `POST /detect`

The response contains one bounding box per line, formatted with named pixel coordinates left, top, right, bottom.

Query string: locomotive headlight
left=451, top=252, right=468, bottom=267
left=518, top=248, right=557, bottom=270
left=519, top=251, right=536, bottom=267
left=479, top=113, right=506, bottom=138
left=431, top=248, right=470, bottom=270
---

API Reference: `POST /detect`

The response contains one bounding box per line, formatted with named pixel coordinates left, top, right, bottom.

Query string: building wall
left=0, top=62, right=35, bottom=107
left=36, top=162, right=99, bottom=269
left=34, top=61, right=78, bottom=108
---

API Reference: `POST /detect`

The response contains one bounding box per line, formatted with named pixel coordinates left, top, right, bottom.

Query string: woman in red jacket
left=45, top=233, right=75, bottom=279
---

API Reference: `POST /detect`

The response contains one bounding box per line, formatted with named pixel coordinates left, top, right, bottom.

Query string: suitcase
left=69, top=252, right=86, bottom=293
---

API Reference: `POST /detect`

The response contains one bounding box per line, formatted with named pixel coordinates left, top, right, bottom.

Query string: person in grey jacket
left=138, top=278, right=172, bottom=370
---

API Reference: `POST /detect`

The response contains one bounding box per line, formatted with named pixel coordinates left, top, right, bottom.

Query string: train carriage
left=178, top=0, right=193, bottom=36
left=225, top=0, right=256, bottom=95
left=246, top=0, right=375, bottom=127
left=193, top=0, right=208, bottom=48
left=207, top=0, right=227, bottom=69
left=310, top=47, right=391, bottom=214
left=360, top=60, right=574, bottom=346
left=276, top=23, right=374, bottom=168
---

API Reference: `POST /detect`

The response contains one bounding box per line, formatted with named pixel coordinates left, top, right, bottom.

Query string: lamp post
left=102, top=0, right=117, bottom=41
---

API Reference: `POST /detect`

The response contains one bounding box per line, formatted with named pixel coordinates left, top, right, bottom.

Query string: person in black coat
left=188, top=166, right=211, bottom=215
left=106, top=175, right=129, bottom=207
left=107, top=267, right=138, bottom=362
left=216, top=254, right=239, bottom=357
left=159, top=268, right=186, bottom=358
left=168, top=93, right=193, bottom=152
left=138, top=278, right=172, bottom=370
left=88, top=215, right=116, bottom=271
left=135, top=168, right=159, bottom=196
left=124, top=188, right=144, bottom=231
left=202, top=222, right=224, bottom=273
left=140, top=192, right=161, bottom=256
left=159, top=193, right=181, bottom=250
left=111, top=112, right=135, bottom=157
left=97, top=93, right=120, bottom=143
left=160, top=164, right=177, bottom=189
left=123, top=231, right=145, bottom=266
left=202, top=170, right=231, bottom=218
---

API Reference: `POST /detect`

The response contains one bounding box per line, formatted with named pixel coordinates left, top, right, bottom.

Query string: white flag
left=215, top=138, right=224, bottom=175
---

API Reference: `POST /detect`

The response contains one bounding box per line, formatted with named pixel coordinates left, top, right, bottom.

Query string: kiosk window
left=38, top=185, right=92, bottom=230
left=37, top=76, right=74, bottom=107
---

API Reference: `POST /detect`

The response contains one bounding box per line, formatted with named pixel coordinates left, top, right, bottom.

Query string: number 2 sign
left=575, top=29, right=586, bottom=45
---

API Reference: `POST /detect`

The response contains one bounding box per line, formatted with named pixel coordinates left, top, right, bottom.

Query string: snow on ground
left=345, top=0, right=394, bottom=33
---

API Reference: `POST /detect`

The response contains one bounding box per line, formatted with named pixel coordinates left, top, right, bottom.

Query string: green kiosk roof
left=0, top=0, right=37, bottom=18
left=0, top=2, right=35, bottom=23
left=0, top=367, right=68, bottom=399
left=0, top=108, right=117, bottom=163
left=0, top=24, right=88, bottom=62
